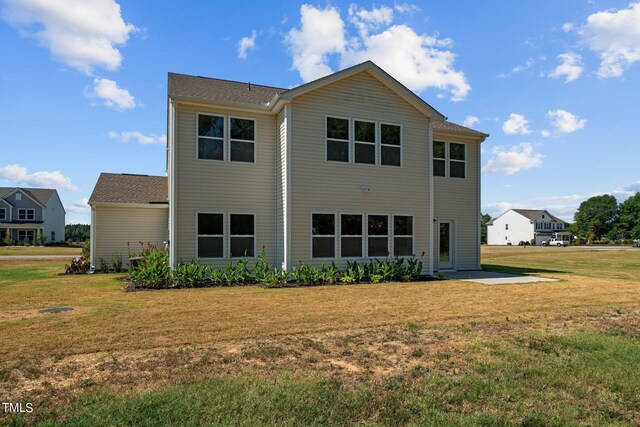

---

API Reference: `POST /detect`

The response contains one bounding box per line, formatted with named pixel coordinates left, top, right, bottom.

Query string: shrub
left=111, top=254, right=124, bottom=273
left=129, top=246, right=170, bottom=288
left=98, top=257, right=109, bottom=272
left=2, top=233, right=12, bottom=246
left=292, top=263, right=321, bottom=285
left=262, top=268, right=289, bottom=288
left=174, top=260, right=207, bottom=288
left=253, top=246, right=272, bottom=284
left=222, top=258, right=252, bottom=286
left=65, top=256, right=90, bottom=274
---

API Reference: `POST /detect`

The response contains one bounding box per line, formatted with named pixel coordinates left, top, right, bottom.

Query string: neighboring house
left=487, top=209, right=569, bottom=245
left=91, top=61, right=489, bottom=273
left=88, top=173, right=168, bottom=267
left=0, top=187, right=65, bottom=243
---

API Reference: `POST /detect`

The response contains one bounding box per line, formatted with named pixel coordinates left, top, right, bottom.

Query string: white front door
left=438, top=220, right=454, bottom=270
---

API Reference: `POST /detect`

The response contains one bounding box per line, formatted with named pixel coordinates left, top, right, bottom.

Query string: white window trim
left=195, top=211, right=225, bottom=260
left=196, top=113, right=225, bottom=163
left=325, top=116, right=403, bottom=167
left=353, top=119, right=377, bottom=165
left=366, top=213, right=390, bottom=258
left=229, top=116, right=257, bottom=164
left=433, top=140, right=467, bottom=179
left=339, top=213, right=365, bottom=259
left=229, top=212, right=257, bottom=259
left=0, top=207, right=6, bottom=221
left=196, top=113, right=257, bottom=164
left=433, top=140, right=447, bottom=177
left=379, top=122, right=403, bottom=168
left=18, top=230, right=35, bottom=241
left=310, top=212, right=337, bottom=259
left=18, top=208, right=35, bottom=221
left=449, top=142, right=466, bottom=179
left=392, top=214, right=415, bottom=258
left=325, top=115, right=351, bottom=164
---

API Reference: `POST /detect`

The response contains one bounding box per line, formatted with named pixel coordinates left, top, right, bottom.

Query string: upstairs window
left=0, top=208, right=5, bottom=220
left=197, top=213, right=224, bottom=258
left=312, top=214, right=336, bottom=258
left=381, top=124, right=401, bottom=166
left=341, top=214, right=363, bottom=258
left=393, top=215, right=413, bottom=256
left=449, top=143, right=466, bottom=178
left=230, top=214, right=255, bottom=257
left=15, top=193, right=21, bottom=201
left=354, top=121, right=376, bottom=164
left=198, top=114, right=224, bottom=161
left=433, top=141, right=466, bottom=178
left=230, top=118, right=255, bottom=163
left=433, top=141, right=446, bottom=177
left=18, top=208, right=35, bottom=221
left=368, top=215, right=389, bottom=257
left=326, top=117, right=350, bottom=162
left=505, top=224, right=509, bottom=230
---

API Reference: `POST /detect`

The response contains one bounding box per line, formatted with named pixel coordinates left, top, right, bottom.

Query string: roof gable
left=275, top=61, right=445, bottom=121
left=512, top=209, right=565, bottom=223
left=0, top=187, right=48, bottom=208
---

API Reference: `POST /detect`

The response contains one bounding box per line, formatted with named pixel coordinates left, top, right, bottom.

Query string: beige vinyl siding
left=174, top=103, right=277, bottom=267
left=93, top=206, right=168, bottom=266
left=433, top=133, right=480, bottom=271
left=289, top=71, right=431, bottom=269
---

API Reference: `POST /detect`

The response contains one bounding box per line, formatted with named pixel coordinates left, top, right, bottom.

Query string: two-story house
left=487, top=209, right=569, bottom=245
left=0, top=187, right=65, bottom=243
left=90, top=61, right=488, bottom=274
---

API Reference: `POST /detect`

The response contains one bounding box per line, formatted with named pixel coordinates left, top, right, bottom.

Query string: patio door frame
left=438, top=219, right=455, bottom=271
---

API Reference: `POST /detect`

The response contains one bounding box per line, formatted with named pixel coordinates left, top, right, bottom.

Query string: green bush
left=129, top=246, right=170, bottom=288
left=173, top=260, right=207, bottom=287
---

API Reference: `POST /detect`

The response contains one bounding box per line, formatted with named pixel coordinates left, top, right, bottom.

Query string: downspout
left=90, top=206, right=95, bottom=268
left=169, top=99, right=177, bottom=269
left=428, top=121, right=434, bottom=276
left=283, top=104, right=292, bottom=271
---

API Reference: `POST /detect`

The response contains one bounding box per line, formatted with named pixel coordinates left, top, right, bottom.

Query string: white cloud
left=285, top=4, right=346, bottom=82
left=86, top=78, right=136, bottom=110
left=1, top=0, right=136, bottom=74
left=540, top=130, right=551, bottom=138
left=502, top=113, right=532, bottom=135
left=285, top=4, right=470, bottom=102
left=349, top=5, right=394, bottom=37
left=512, top=58, right=534, bottom=73
left=462, top=115, right=479, bottom=128
left=562, top=23, right=574, bottom=32
left=579, top=2, right=640, bottom=78
left=108, top=131, right=165, bottom=145
left=393, top=3, right=420, bottom=14
left=238, top=30, right=256, bottom=60
left=482, top=143, right=544, bottom=175
left=0, top=163, right=78, bottom=193
left=67, top=197, right=90, bottom=215
left=549, top=52, right=584, bottom=82
left=547, top=109, right=586, bottom=133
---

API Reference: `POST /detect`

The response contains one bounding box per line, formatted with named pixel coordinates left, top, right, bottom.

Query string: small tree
left=573, top=195, right=619, bottom=244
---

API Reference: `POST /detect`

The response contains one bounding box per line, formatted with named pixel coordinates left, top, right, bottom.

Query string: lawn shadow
left=482, top=264, right=566, bottom=276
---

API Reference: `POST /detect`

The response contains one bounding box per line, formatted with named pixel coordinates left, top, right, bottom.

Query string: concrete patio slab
left=444, top=270, right=558, bottom=285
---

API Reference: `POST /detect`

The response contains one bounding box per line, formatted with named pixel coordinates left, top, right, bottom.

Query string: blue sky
left=1, top=0, right=639, bottom=224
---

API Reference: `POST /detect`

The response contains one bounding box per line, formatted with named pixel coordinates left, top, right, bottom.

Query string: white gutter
left=169, top=99, right=178, bottom=269
left=428, top=121, right=434, bottom=276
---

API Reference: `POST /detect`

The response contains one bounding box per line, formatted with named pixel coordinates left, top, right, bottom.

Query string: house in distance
left=0, top=187, right=65, bottom=243
left=90, top=61, right=489, bottom=274
left=487, top=209, right=569, bottom=245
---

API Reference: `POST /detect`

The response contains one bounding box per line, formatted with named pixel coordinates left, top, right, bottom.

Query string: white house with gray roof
left=0, top=187, right=65, bottom=243
left=91, top=61, right=489, bottom=273
left=487, top=209, right=569, bottom=245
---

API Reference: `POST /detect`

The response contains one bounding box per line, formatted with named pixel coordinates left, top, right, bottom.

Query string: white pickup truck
left=542, top=238, right=568, bottom=247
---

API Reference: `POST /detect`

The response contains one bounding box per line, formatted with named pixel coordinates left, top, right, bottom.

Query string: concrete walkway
left=445, top=270, right=558, bottom=285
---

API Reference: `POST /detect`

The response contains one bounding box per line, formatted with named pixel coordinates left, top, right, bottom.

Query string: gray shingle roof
left=0, top=187, right=55, bottom=206
left=88, top=173, right=168, bottom=205
left=513, top=209, right=565, bottom=223
left=434, top=121, right=489, bottom=137
left=168, top=73, right=286, bottom=106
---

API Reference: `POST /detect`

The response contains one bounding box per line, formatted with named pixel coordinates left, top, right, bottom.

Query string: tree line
left=65, top=224, right=90, bottom=242
left=571, top=193, right=640, bottom=243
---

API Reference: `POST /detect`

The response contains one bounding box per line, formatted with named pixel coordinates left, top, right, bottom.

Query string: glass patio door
left=439, top=220, right=453, bottom=270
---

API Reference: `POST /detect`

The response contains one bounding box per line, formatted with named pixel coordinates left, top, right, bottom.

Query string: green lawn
left=1, top=248, right=639, bottom=425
